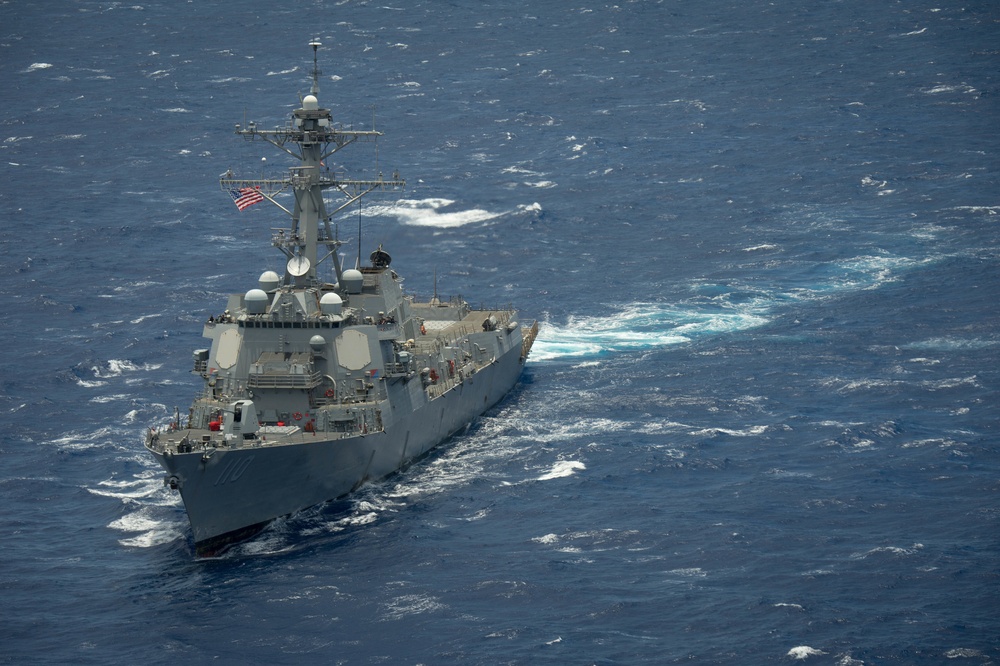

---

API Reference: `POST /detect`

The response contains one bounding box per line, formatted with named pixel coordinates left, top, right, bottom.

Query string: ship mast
left=220, top=40, right=405, bottom=287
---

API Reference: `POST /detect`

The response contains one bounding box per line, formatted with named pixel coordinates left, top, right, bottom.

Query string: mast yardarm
left=220, top=40, right=405, bottom=286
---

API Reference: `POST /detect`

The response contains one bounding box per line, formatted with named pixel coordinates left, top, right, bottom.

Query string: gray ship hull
left=150, top=341, right=526, bottom=555
left=144, top=44, right=536, bottom=556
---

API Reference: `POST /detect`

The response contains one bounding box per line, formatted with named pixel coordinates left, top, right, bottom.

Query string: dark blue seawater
left=2, top=1, right=998, bottom=663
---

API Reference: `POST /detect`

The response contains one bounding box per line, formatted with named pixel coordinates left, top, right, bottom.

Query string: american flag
left=229, top=187, right=264, bottom=211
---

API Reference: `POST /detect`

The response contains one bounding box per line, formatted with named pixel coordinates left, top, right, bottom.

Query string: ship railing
left=521, top=320, right=539, bottom=360
left=483, top=307, right=514, bottom=329
left=383, top=361, right=410, bottom=377
left=471, top=303, right=516, bottom=317
left=407, top=294, right=467, bottom=308
left=424, top=358, right=488, bottom=400
left=413, top=324, right=477, bottom=355
left=247, top=371, right=322, bottom=390
left=376, top=322, right=401, bottom=340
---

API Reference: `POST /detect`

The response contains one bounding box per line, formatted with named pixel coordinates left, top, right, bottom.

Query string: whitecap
left=369, top=198, right=504, bottom=228
left=788, top=646, right=826, bottom=659
left=945, top=648, right=982, bottom=659
left=950, top=205, right=999, bottom=215
left=906, top=337, right=997, bottom=351
left=666, top=567, right=706, bottom=578
left=382, top=594, right=444, bottom=620
left=88, top=393, right=131, bottom=404
left=690, top=425, right=768, bottom=437
left=536, top=460, right=585, bottom=481
left=532, top=533, right=560, bottom=545
left=502, top=165, right=542, bottom=175
left=91, top=359, right=162, bottom=378
left=850, top=544, right=921, bottom=559
left=24, top=63, right=53, bottom=72
left=921, top=375, right=979, bottom=390
left=46, top=426, right=123, bottom=451
left=826, top=377, right=899, bottom=393
left=922, top=84, right=977, bottom=95
left=766, top=468, right=812, bottom=478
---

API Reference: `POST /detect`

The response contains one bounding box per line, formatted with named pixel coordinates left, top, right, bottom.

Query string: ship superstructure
left=145, top=43, right=537, bottom=555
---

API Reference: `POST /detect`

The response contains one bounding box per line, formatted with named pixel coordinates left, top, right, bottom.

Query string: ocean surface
left=1, top=1, right=998, bottom=663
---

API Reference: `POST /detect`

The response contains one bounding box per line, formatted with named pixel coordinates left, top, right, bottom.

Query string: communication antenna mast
left=356, top=199, right=363, bottom=269
left=309, top=38, right=322, bottom=95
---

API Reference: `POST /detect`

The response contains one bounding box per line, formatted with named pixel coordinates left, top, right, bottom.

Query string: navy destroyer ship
left=145, top=42, right=537, bottom=556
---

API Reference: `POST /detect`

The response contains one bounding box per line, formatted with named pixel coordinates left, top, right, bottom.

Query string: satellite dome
left=320, top=292, right=343, bottom=315
left=258, top=270, right=280, bottom=292
left=302, top=94, right=319, bottom=111
left=245, top=288, right=269, bottom=315
left=309, top=335, right=326, bottom=352
left=342, top=268, right=363, bottom=294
